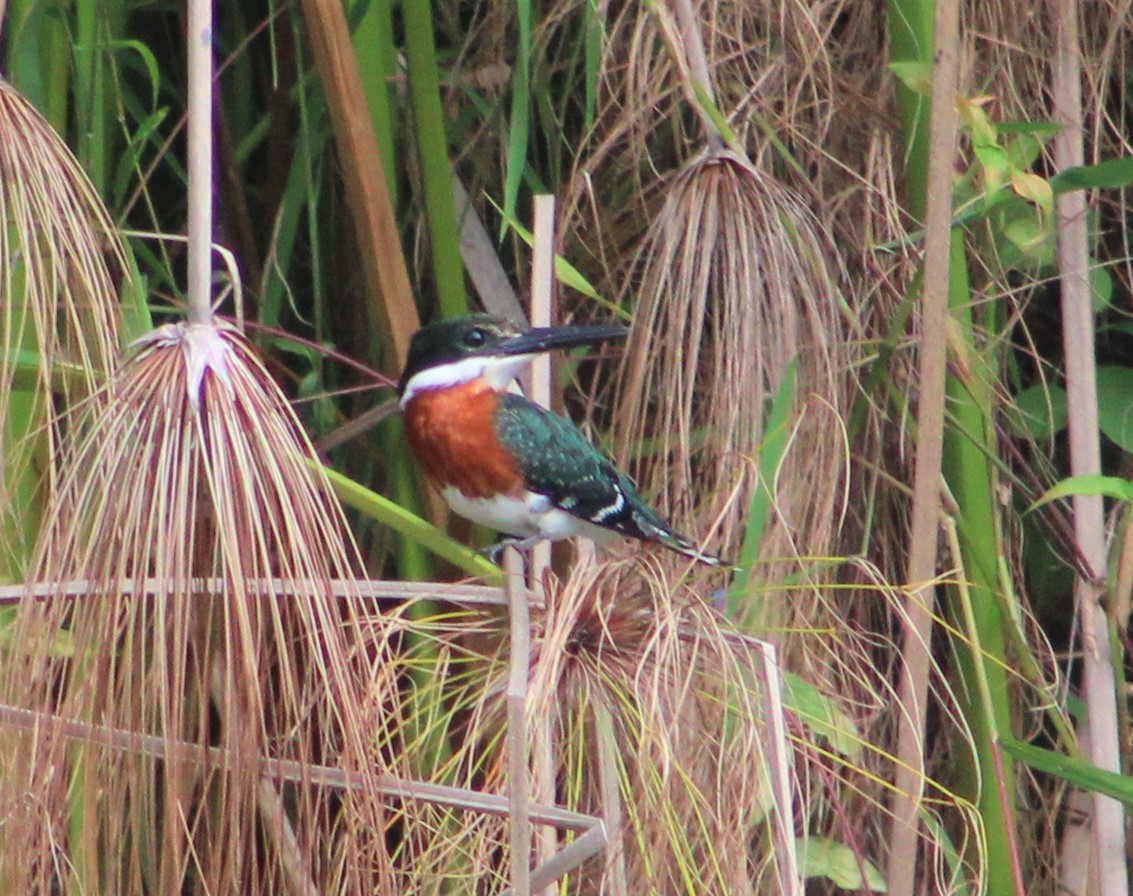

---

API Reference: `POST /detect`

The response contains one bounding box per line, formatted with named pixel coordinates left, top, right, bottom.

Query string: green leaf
left=1001, top=213, right=1051, bottom=258
left=973, top=144, right=1009, bottom=195
left=797, top=836, right=887, bottom=892
left=1005, top=132, right=1046, bottom=171
left=1096, top=366, right=1133, bottom=452
left=1090, top=264, right=1114, bottom=312
left=583, top=0, right=603, bottom=132
left=108, top=38, right=162, bottom=109
left=1051, top=156, right=1133, bottom=193
left=312, top=461, right=504, bottom=583
left=997, top=120, right=1063, bottom=138
left=957, top=97, right=998, bottom=147
left=1001, top=737, right=1133, bottom=804
left=485, top=193, right=626, bottom=316
left=1010, top=169, right=1054, bottom=217
left=889, top=61, right=932, bottom=96
left=113, top=106, right=169, bottom=207
left=728, top=361, right=797, bottom=613
left=690, top=82, right=738, bottom=147
left=782, top=672, right=861, bottom=761
left=1010, top=384, right=1067, bottom=439
left=402, top=0, right=466, bottom=316
left=1030, top=474, right=1133, bottom=512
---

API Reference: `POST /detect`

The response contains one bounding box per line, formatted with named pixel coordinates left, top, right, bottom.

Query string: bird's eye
left=464, top=327, right=488, bottom=348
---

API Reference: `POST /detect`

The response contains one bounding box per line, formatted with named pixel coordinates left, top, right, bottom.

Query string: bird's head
left=398, top=313, right=627, bottom=405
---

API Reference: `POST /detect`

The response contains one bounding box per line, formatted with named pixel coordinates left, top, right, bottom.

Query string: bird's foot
left=481, top=535, right=544, bottom=564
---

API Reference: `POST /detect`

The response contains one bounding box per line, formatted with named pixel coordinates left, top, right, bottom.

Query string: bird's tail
left=665, top=535, right=731, bottom=568
left=648, top=525, right=731, bottom=568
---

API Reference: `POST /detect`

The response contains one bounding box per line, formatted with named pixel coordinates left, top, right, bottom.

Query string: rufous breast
left=403, top=379, right=525, bottom=499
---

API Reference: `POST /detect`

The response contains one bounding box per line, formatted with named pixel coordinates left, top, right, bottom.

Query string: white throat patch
left=400, top=354, right=534, bottom=406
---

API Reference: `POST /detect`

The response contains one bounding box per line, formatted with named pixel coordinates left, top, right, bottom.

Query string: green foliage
left=1032, top=474, right=1133, bottom=509
left=798, top=836, right=887, bottom=893
left=728, top=360, right=796, bottom=615
left=1002, top=737, right=1133, bottom=805
left=502, top=0, right=533, bottom=240
left=318, top=463, right=503, bottom=582
left=782, top=672, right=861, bottom=761
left=403, top=0, right=466, bottom=316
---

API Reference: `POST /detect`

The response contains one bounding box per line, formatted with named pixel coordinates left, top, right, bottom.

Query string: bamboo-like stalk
left=1049, top=0, right=1129, bottom=892
left=185, top=0, right=213, bottom=325
left=528, top=195, right=555, bottom=895
left=668, top=0, right=725, bottom=152
left=184, top=6, right=325, bottom=892
left=594, top=701, right=628, bottom=896
left=504, top=194, right=558, bottom=896
left=940, top=238, right=1019, bottom=894
left=0, top=699, right=604, bottom=831
left=506, top=547, right=532, bottom=896
left=885, top=3, right=959, bottom=894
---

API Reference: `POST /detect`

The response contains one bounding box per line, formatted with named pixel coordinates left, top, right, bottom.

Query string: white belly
left=442, top=487, right=614, bottom=545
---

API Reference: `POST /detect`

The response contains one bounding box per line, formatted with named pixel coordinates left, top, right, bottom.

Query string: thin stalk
left=668, top=0, right=725, bottom=152
left=185, top=0, right=214, bottom=324
left=593, top=701, right=628, bottom=896
left=186, top=9, right=324, bottom=892
left=758, top=641, right=803, bottom=896
left=0, top=699, right=602, bottom=830
left=1049, top=0, right=1128, bottom=890
left=527, top=194, right=555, bottom=571
left=529, top=195, right=554, bottom=893
left=505, top=548, right=531, bottom=896
left=885, top=3, right=959, bottom=896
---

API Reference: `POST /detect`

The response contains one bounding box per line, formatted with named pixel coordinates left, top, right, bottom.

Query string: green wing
left=494, top=393, right=667, bottom=536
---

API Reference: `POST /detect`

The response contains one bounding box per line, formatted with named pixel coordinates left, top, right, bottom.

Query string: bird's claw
left=480, top=536, right=542, bottom=565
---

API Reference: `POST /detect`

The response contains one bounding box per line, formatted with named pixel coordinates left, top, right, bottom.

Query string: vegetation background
left=0, top=0, right=1132, bottom=894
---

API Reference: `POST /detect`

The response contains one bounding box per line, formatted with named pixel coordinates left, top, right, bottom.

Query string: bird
left=398, top=313, right=725, bottom=566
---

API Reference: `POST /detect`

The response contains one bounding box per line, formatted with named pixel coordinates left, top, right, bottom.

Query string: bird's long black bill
left=498, top=323, right=628, bottom=356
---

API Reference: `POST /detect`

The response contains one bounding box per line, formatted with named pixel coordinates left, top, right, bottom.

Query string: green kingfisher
left=398, top=314, right=724, bottom=565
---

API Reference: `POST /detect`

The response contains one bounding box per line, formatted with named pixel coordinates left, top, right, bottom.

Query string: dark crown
left=398, top=315, right=521, bottom=395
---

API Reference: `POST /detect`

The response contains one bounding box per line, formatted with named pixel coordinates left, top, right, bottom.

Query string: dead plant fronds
left=0, top=76, right=126, bottom=571
left=611, top=151, right=851, bottom=612
left=0, top=77, right=123, bottom=385
left=0, top=320, right=399, bottom=894
left=413, top=557, right=798, bottom=896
